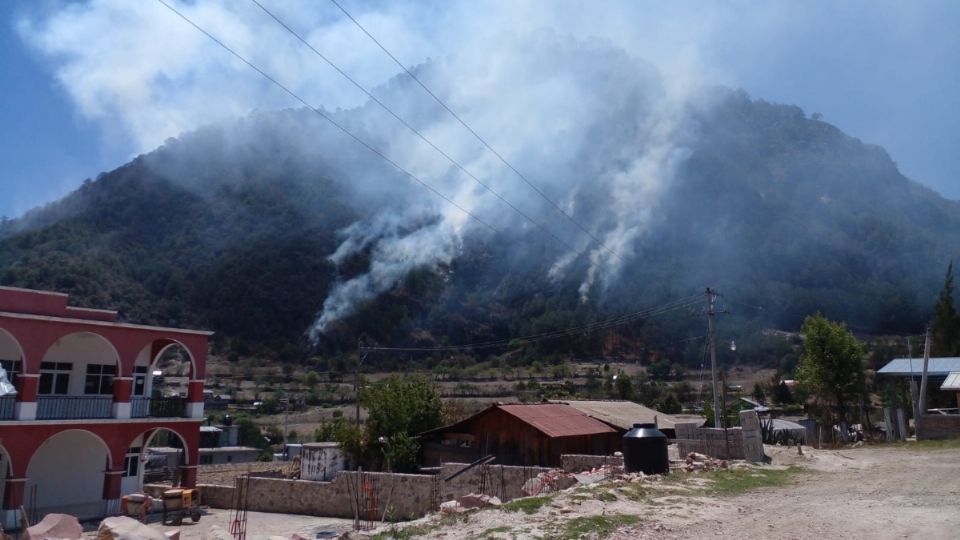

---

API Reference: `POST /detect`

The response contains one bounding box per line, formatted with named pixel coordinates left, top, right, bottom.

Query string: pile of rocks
left=522, top=469, right=578, bottom=495
left=680, top=452, right=729, bottom=472
left=439, top=493, right=503, bottom=514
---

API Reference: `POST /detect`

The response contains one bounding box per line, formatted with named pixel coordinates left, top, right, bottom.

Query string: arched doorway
left=25, top=430, right=112, bottom=519
left=122, top=427, right=190, bottom=495
left=129, top=340, right=195, bottom=418
left=37, top=332, right=119, bottom=419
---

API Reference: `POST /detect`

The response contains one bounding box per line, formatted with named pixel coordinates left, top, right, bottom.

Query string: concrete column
left=14, top=374, right=38, bottom=420
left=186, top=379, right=205, bottom=419
left=112, top=378, right=133, bottom=419
left=178, top=465, right=198, bottom=488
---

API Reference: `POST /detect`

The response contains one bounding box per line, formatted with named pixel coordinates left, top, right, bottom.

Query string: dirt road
left=661, top=443, right=960, bottom=540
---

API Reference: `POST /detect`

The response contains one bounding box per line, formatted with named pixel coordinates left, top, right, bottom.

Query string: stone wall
left=560, top=454, right=624, bottom=473
left=675, top=411, right=764, bottom=462
left=188, top=462, right=568, bottom=521
left=438, top=463, right=554, bottom=502
left=916, top=414, right=960, bottom=440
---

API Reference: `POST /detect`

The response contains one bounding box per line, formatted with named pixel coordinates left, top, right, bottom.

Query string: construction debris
left=521, top=469, right=578, bottom=495
left=681, top=452, right=730, bottom=472
left=96, top=516, right=166, bottom=540
left=24, top=513, right=82, bottom=540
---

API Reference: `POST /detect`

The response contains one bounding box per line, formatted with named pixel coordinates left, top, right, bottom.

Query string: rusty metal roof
left=551, top=399, right=686, bottom=430
left=497, top=404, right=617, bottom=438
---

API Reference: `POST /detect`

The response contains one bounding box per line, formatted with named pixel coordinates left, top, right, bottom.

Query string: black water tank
left=622, top=423, right=669, bottom=475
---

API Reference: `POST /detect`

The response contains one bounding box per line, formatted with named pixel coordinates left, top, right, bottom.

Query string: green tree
left=382, top=431, right=420, bottom=473
left=660, top=393, right=682, bottom=414
left=796, top=314, right=865, bottom=429
left=751, top=382, right=766, bottom=403
left=614, top=372, right=633, bottom=400
left=363, top=374, right=443, bottom=442
left=931, top=261, right=960, bottom=356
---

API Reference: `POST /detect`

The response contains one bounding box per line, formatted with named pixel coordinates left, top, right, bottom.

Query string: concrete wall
left=675, top=411, right=764, bottom=462
left=26, top=429, right=109, bottom=514
left=42, top=332, right=118, bottom=395
left=300, top=444, right=347, bottom=482
left=560, top=454, right=624, bottom=473
left=193, top=462, right=560, bottom=521
left=916, top=414, right=960, bottom=440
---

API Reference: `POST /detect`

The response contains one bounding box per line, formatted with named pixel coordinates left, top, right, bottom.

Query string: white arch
left=30, top=428, right=114, bottom=469
left=42, top=331, right=120, bottom=367
left=0, top=442, right=12, bottom=477
left=0, top=326, right=25, bottom=363
left=26, top=429, right=114, bottom=517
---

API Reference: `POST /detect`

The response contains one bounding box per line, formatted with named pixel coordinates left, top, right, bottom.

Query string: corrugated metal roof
left=941, top=372, right=960, bottom=391
left=551, top=399, right=682, bottom=430
left=497, top=404, right=617, bottom=438
left=877, top=358, right=960, bottom=376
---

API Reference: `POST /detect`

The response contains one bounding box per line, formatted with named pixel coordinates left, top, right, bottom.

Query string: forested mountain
left=2, top=40, right=958, bottom=366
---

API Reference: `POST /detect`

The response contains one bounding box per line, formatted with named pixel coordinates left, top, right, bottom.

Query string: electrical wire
left=155, top=0, right=500, bottom=235
left=249, top=0, right=579, bottom=256
left=362, top=295, right=703, bottom=352
left=327, top=0, right=628, bottom=264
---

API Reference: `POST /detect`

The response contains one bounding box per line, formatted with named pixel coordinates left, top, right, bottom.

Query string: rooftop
left=494, top=403, right=617, bottom=438
left=550, top=399, right=684, bottom=430
left=941, top=372, right=960, bottom=391
left=877, top=358, right=960, bottom=376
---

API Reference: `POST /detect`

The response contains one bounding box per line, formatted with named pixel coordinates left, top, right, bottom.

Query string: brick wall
left=916, top=414, right=960, bottom=440
left=438, top=463, right=554, bottom=502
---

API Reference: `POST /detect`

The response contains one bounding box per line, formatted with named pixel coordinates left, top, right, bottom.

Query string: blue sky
left=1, top=0, right=958, bottom=219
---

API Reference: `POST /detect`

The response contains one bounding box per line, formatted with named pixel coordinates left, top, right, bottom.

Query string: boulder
left=97, top=516, right=167, bottom=540
left=24, top=513, right=82, bottom=540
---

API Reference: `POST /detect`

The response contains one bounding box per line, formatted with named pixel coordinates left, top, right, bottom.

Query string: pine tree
left=931, top=261, right=960, bottom=356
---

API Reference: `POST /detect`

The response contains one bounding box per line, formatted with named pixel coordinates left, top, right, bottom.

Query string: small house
left=421, top=403, right=620, bottom=467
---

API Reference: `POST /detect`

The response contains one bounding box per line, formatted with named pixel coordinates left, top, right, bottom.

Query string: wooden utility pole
left=918, top=327, right=932, bottom=415
left=706, top=288, right=722, bottom=428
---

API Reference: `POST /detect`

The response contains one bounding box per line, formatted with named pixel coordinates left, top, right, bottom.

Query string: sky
left=1, top=0, right=958, bottom=219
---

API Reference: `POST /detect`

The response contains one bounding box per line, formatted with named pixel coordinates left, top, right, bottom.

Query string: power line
left=327, top=0, right=628, bottom=264
left=249, top=0, right=579, bottom=256
left=155, top=0, right=499, bottom=235
left=362, top=295, right=702, bottom=352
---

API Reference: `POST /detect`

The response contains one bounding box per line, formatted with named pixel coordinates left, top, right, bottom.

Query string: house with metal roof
left=548, top=399, right=699, bottom=438
left=878, top=357, right=960, bottom=414
left=420, top=403, right=620, bottom=467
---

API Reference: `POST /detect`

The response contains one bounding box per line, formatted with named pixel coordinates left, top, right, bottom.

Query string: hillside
left=2, top=41, right=958, bottom=365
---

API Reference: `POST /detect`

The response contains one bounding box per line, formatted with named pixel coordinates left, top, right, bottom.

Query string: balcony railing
left=132, top=396, right=188, bottom=418
left=37, top=395, right=113, bottom=420
left=0, top=395, right=15, bottom=420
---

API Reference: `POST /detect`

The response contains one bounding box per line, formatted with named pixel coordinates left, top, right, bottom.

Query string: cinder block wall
left=675, top=412, right=764, bottom=462
left=439, top=463, right=554, bottom=502
left=560, top=454, right=624, bottom=473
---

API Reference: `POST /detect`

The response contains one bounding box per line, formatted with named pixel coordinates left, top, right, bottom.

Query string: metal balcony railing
left=37, top=395, right=112, bottom=420
left=0, top=395, right=15, bottom=420
left=131, top=396, right=188, bottom=418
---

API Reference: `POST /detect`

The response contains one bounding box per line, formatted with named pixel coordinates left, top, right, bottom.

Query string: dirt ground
left=368, top=442, right=960, bottom=540
left=146, top=508, right=354, bottom=539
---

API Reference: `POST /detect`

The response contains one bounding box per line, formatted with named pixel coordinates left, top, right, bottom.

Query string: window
left=133, top=365, right=148, bottom=396
left=0, top=359, right=20, bottom=387
left=124, top=447, right=142, bottom=477
left=199, top=454, right=213, bottom=465
left=84, top=364, right=116, bottom=395
left=39, top=362, right=71, bottom=395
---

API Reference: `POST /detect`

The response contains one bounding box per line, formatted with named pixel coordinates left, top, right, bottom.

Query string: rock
left=439, top=500, right=461, bottom=514
left=97, top=516, right=166, bottom=540
left=165, top=532, right=180, bottom=540
left=25, top=514, right=83, bottom=540
left=458, top=493, right=491, bottom=509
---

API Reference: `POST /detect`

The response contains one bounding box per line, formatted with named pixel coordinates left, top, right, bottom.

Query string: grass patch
left=474, top=525, right=512, bottom=539
left=595, top=490, right=618, bottom=502
left=502, top=495, right=552, bottom=515
left=371, top=522, right=440, bottom=539
left=702, top=465, right=805, bottom=495
left=560, top=514, right=641, bottom=539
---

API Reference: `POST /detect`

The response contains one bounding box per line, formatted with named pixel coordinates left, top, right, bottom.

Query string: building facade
left=0, top=286, right=211, bottom=529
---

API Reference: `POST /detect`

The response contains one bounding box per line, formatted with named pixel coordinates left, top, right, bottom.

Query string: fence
left=675, top=410, right=764, bottom=462
left=0, top=395, right=14, bottom=420
left=36, top=395, right=112, bottom=419
left=132, top=397, right=187, bottom=418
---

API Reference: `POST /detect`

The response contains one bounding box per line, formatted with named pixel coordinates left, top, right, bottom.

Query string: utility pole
left=706, top=288, right=722, bottom=428
left=355, top=342, right=369, bottom=428
left=919, top=327, right=932, bottom=416
left=906, top=337, right=919, bottom=420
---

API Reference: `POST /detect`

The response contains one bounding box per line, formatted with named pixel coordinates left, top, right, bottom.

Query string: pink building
left=0, top=286, right=211, bottom=528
